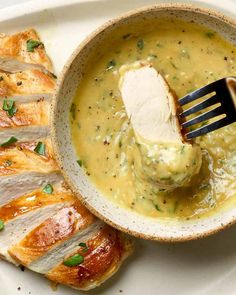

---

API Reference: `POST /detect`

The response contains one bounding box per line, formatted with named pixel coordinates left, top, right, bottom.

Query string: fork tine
left=182, top=105, right=224, bottom=128
left=179, top=94, right=219, bottom=118
left=178, top=78, right=225, bottom=106
left=186, top=116, right=234, bottom=139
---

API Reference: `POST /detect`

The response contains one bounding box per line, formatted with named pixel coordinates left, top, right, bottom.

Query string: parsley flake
left=26, top=39, right=44, bottom=52
left=2, top=100, right=17, bottom=117
left=0, top=220, right=4, bottom=231
left=43, top=184, right=53, bottom=194
left=34, top=142, right=46, bottom=156
left=1, top=136, right=18, bottom=147
left=63, top=254, right=84, bottom=267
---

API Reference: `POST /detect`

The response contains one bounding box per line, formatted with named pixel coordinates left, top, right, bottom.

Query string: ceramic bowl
left=51, top=4, right=236, bottom=242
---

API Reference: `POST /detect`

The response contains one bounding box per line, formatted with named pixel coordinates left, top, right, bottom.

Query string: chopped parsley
left=26, top=39, right=44, bottom=52
left=79, top=242, right=88, bottom=253
left=122, top=33, right=131, bottom=40
left=148, top=54, right=157, bottom=59
left=43, top=184, right=53, bottom=194
left=1, top=136, right=18, bottom=147
left=77, top=159, right=83, bottom=167
left=34, top=142, right=46, bottom=156
left=172, top=201, right=179, bottom=213
left=0, top=220, right=4, bottom=231
left=180, top=146, right=185, bottom=154
left=5, top=159, right=12, bottom=167
left=137, top=39, right=144, bottom=50
left=170, top=61, right=178, bottom=69
left=154, top=204, right=162, bottom=212
left=63, top=254, right=84, bottom=267
left=205, top=32, right=215, bottom=39
left=106, top=60, right=116, bottom=70
left=70, top=103, right=76, bottom=120
left=2, top=100, right=17, bottom=117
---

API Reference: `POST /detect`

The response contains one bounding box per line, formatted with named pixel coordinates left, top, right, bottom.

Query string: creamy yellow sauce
left=71, top=18, right=236, bottom=220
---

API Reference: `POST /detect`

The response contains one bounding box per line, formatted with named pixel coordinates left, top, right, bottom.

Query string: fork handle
left=227, top=76, right=236, bottom=110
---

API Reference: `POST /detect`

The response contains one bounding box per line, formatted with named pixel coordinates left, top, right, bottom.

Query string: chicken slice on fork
left=119, top=61, right=202, bottom=192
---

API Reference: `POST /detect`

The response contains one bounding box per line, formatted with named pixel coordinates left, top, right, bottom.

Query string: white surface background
left=1, top=1, right=236, bottom=295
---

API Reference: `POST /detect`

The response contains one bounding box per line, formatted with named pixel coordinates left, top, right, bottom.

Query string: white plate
left=1, top=0, right=236, bottom=294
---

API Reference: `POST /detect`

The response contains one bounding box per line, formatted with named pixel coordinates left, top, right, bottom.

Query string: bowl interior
left=52, top=4, right=236, bottom=241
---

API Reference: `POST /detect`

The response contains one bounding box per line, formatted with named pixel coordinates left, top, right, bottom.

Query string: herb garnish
left=170, top=61, right=178, bottom=69
left=79, top=242, right=88, bottom=253
left=63, top=254, right=84, bottom=267
left=77, top=160, right=83, bottom=167
left=137, top=39, right=144, bottom=50
left=34, top=142, right=46, bottom=156
left=148, top=54, right=157, bottom=59
left=1, top=136, right=18, bottom=147
left=2, top=100, right=17, bottom=117
left=123, top=33, right=131, bottom=40
left=70, top=103, right=76, bottom=120
left=172, top=201, right=179, bottom=213
left=0, top=220, right=4, bottom=231
left=205, top=32, right=215, bottom=39
left=5, top=159, right=12, bottom=167
left=43, top=184, right=53, bottom=194
left=26, top=39, right=44, bottom=52
left=180, top=146, right=185, bottom=154
left=154, top=204, right=162, bottom=212
left=106, top=60, right=116, bottom=70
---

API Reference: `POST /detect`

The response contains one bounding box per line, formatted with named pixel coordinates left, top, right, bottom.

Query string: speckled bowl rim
left=51, top=3, right=236, bottom=242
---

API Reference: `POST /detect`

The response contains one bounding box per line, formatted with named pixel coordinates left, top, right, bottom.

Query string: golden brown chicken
left=0, top=29, right=133, bottom=291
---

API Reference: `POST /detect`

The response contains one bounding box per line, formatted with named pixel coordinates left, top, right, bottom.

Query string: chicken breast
left=0, top=29, right=53, bottom=73
left=119, top=61, right=202, bottom=191
left=0, top=29, right=133, bottom=291
left=0, top=70, right=55, bottom=97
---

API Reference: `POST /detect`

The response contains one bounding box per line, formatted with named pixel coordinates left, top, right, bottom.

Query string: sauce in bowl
left=70, top=18, right=236, bottom=220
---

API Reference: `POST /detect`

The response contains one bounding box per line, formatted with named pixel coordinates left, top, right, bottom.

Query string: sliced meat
left=9, top=201, right=95, bottom=265
left=0, top=203, right=67, bottom=263
left=0, top=183, right=75, bottom=223
left=0, top=29, right=52, bottom=73
left=0, top=171, right=63, bottom=206
left=119, top=61, right=202, bottom=191
left=46, top=226, right=132, bottom=290
left=28, top=219, right=104, bottom=273
left=0, top=125, right=49, bottom=143
left=0, top=100, right=49, bottom=128
left=0, top=93, right=52, bottom=103
left=0, top=28, right=133, bottom=291
left=0, top=70, right=55, bottom=97
left=0, top=139, right=58, bottom=176
left=119, top=61, right=182, bottom=143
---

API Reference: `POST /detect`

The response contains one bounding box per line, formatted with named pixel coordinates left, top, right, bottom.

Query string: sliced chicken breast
left=46, top=226, right=132, bottom=291
left=119, top=61, right=182, bottom=143
left=0, top=93, right=52, bottom=104
left=9, top=201, right=96, bottom=265
left=0, top=30, right=133, bottom=291
left=0, top=70, right=55, bottom=97
left=119, top=61, right=202, bottom=191
left=0, top=99, right=49, bottom=128
left=0, top=171, right=63, bottom=206
left=0, top=29, right=52, bottom=73
left=0, top=125, right=49, bottom=143
left=0, top=139, right=58, bottom=176
left=0, top=203, right=68, bottom=263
